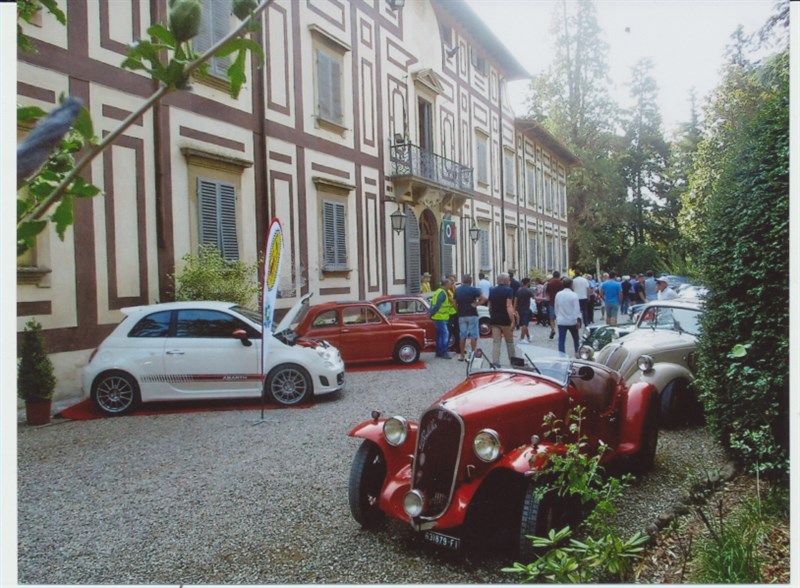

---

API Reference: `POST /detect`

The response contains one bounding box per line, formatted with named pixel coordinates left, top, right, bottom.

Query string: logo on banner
left=267, top=231, right=282, bottom=290
left=443, top=220, right=457, bottom=245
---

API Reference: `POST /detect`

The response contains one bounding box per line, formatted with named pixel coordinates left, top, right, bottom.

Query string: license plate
left=424, top=531, right=461, bottom=550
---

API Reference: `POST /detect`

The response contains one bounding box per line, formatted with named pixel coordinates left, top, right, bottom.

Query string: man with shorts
left=454, top=275, right=486, bottom=361
left=600, top=271, right=623, bottom=325
left=515, top=277, right=534, bottom=342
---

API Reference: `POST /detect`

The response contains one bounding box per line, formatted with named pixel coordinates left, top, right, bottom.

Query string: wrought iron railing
left=389, top=143, right=473, bottom=193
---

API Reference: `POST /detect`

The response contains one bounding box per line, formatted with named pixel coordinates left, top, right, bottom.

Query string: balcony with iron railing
left=388, top=142, right=474, bottom=210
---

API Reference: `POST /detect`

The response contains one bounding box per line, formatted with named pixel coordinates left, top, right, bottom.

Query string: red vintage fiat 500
left=292, top=298, right=428, bottom=365
left=347, top=347, right=659, bottom=558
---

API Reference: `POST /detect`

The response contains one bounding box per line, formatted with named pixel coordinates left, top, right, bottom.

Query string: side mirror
left=232, top=329, right=252, bottom=347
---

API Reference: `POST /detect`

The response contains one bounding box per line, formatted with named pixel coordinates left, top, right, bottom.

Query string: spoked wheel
left=92, top=371, right=139, bottom=415
left=394, top=339, right=420, bottom=364
left=267, top=364, right=312, bottom=406
left=348, top=440, right=387, bottom=527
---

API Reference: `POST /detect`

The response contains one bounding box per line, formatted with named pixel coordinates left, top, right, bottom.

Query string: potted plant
left=18, top=318, right=56, bottom=425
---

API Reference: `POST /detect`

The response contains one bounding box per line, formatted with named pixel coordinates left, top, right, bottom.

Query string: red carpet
left=57, top=398, right=311, bottom=421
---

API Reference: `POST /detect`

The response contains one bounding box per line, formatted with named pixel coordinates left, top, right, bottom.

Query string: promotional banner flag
left=262, top=218, right=284, bottom=380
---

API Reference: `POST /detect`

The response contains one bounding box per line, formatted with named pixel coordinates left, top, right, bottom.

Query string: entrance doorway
left=419, top=209, right=438, bottom=282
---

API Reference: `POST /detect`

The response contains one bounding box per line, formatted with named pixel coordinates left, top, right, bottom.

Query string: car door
left=162, top=308, right=261, bottom=398
left=340, top=306, right=390, bottom=362
left=394, top=297, right=434, bottom=342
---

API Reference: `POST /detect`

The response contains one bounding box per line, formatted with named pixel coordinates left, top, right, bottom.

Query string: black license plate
left=424, top=531, right=461, bottom=550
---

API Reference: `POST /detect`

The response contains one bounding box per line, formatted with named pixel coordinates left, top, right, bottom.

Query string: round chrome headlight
left=637, top=355, right=654, bottom=372
left=578, top=346, right=594, bottom=360
left=473, top=429, right=501, bottom=462
left=383, top=416, right=408, bottom=447
left=403, top=489, right=424, bottom=518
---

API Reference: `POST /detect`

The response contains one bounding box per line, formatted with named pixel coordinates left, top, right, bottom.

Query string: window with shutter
left=194, top=0, right=232, bottom=78
left=528, top=234, right=538, bottom=270
left=405, top=211, right=421, bottom=294
left=504, top=150, right=515, bottom=195
left=197, top=178, right=239, bottom=260
left=322, top=200, right=347, bottom=270
left=479, top=228, right=490, bottom=269
left=476, top=133, right=489, bottom=185
left=316, top=47, right=344, bottom=126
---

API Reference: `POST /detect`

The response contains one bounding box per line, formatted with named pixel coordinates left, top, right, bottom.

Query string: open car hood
left=273, top=292, right=313, bottom=334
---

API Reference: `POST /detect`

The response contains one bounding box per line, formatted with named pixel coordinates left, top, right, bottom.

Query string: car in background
left=347, top=346, right=659, bottom=559
left=291, top=300, right=427, bottom=365
left=662, top=275, right=689, bottom=290
left=579, top=299, right=703, bottom=426
left=81, top=297, right=345, bottom=415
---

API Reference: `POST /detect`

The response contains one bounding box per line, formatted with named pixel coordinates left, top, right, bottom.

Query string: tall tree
left=619, top=58, right=668, bottom=247
left=525, top=0, right=625, bottom=270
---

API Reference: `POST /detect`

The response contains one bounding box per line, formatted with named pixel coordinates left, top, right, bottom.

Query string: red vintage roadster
left=347, top=347, right=659, bottom=559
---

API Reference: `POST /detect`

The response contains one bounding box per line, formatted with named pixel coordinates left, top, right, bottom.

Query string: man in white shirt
left=571, top=273, right=590, bottom=327
left=478, top=272, right=492, bottom=300
left=554, top=277, right=582, bottom=355
left=656, top=276, right=679, bottom=300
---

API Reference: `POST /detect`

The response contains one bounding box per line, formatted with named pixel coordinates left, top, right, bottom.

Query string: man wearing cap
left=656, top=276, right=678, bottom=300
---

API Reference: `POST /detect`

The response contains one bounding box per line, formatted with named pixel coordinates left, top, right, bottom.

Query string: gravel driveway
left=17, top=322, right=727, bottom=584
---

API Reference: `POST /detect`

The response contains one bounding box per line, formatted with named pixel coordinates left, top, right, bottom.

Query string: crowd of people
left=425, top=269, right=678, bottom=363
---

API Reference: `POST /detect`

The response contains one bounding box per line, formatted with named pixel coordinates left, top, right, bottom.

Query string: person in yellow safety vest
left=429, top=278, right=454, bottom=358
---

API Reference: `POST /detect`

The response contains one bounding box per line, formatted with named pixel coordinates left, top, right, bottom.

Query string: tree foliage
left=692, top=41, right=789, bottom=480
left=525, top=0, right=626, bottom=271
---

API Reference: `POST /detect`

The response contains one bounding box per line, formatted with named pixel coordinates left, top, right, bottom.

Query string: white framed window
left=470, top=47, right=488, bottom=76
left=545, top=234, right=554, bottom=271
left=193, top=0, right=232, bottom=78
left=476, top=132, right=489, bottom=185
left=197, top=178, right=239, bottom=260
left=322, top=200, right=347, bottom=270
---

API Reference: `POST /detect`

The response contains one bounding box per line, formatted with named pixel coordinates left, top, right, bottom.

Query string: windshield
left=637, top=306, right=702, bottom=336
left=467, top=345, right=572, bottom=387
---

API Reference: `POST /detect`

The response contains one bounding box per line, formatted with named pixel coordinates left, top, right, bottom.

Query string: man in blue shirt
left=600, top=271, right=623, bottom=325
left=454, top=275, right=486, bottom=361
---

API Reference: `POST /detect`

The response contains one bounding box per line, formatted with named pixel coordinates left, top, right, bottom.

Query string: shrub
left=693, top=50, right=789, bottom=482
left=503, top=408, right=647, bottom=583
left=173, top=244, right=261, bottom=307
left=17, top=318, right=56, bottom=402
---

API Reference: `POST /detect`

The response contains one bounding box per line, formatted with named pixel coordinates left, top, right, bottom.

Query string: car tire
left=630, top=394, right=660, bottom=473
left=479, top=318, right=491, bottom=338
left=660, top=379, right=689, bottom=428
left=266, top=363, right=313, bottom=406
left=394, top=339, right=420, bottom=364
left=348, top=440, right=386, bottom=528
left=91, top=370, right=140, bottom=416
left=518, top=482, right=560, bottom=562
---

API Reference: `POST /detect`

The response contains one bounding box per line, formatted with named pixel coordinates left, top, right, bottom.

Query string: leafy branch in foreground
left=503, top=408, right=647, bottom=583
left=16, top=0, right=269, bottom=257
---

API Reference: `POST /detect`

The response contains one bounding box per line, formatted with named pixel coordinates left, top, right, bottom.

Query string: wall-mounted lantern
left=469, top=218, right=480, bottom=243
left=390, top=203, right=407, bottom=234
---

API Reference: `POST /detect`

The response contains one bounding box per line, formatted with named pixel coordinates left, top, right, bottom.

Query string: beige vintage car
left=579, top=299, right=703, bottom=427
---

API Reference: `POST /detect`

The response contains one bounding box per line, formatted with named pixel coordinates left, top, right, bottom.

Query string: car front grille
left=603, top=346, right=630, bottom=372
left=412, top=406, right=464, bottom=520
